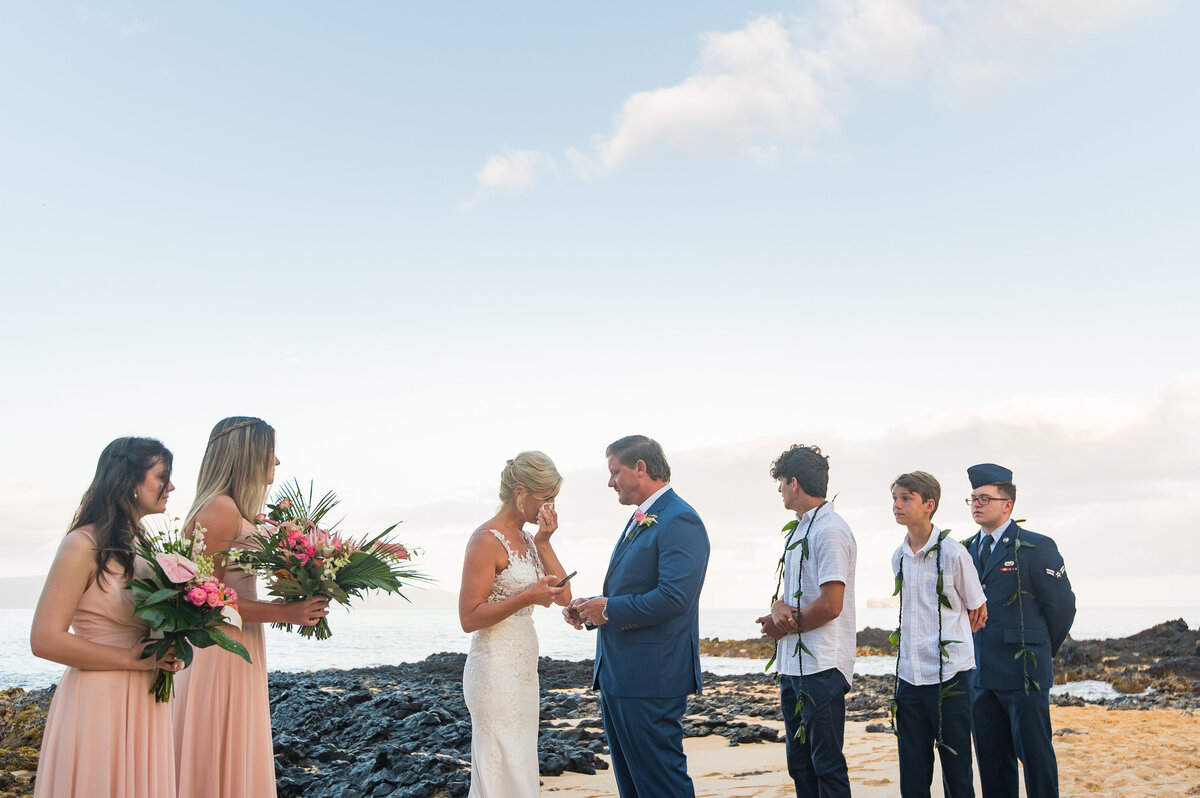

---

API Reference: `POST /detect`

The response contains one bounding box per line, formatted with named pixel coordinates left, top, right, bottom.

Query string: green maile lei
left=765, top=500, right=828, bottom=745
left=889, top=528, right=966, bottom=755
left=959, top=519, right=1039, bottom=693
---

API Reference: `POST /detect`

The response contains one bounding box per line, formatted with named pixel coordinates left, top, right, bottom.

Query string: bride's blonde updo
left=499, top=451, right=563, bottom=509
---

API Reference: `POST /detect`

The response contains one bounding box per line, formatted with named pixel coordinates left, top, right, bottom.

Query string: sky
left=2, top=1, right=1197, bottom=615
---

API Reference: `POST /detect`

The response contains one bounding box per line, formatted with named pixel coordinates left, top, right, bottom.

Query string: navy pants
left=780, top=669, right=851, bottom=798
left=600, top=691, right=694, bottom=798
left=896, top=672, right=975, bottom=798
left=971, top=687, right=1058, bottom=798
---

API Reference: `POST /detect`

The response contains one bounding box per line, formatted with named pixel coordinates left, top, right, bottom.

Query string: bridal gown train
left=462, top=529, right=544, bottom=797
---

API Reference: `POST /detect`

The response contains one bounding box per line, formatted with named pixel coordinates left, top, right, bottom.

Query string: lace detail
left=463, top=529, right=544, bottom=797
left=484, top=530, right=543, bottom=614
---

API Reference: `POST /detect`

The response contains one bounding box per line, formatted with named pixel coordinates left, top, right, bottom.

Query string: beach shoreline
left=1, top=621, right=1196, bottom=797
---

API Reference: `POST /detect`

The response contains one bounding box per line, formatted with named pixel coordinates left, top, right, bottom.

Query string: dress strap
left=521, top=531, right=543, bottom=574
left=487, top=529, right=516, bottom=559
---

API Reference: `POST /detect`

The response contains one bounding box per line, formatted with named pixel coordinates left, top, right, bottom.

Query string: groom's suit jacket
left=592, top=488, right=710, bottom=698
left=965, top=522, right=1076, bottom=692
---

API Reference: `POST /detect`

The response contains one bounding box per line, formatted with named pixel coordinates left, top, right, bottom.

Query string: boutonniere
left=627, top=512, right=658, bottom=541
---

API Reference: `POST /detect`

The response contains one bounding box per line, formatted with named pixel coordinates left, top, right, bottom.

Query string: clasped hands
left=563, top=596, right=608, bottom=629
left=755, top=599, right=800, bottom=640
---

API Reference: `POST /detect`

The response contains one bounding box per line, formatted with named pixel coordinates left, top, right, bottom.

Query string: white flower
left=221, top=605, right=244, bottom=630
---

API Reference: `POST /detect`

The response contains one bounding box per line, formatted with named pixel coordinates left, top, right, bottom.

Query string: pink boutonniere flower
left=627, top=512, right=658, bottom=542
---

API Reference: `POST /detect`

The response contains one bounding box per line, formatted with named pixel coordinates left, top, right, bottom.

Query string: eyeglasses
left=965, top=496, right=1008, bottom=507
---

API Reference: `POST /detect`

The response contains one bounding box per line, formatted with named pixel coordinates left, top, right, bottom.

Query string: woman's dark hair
left=70, top=437, right=173, bottom=588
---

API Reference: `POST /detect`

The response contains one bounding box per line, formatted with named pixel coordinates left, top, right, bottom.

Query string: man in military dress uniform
left=964, top=463, right=1076, bottom=798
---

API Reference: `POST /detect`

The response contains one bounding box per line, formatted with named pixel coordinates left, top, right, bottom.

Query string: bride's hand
left=533, top=503, right=558, bottom=543
left=524, top=574, right=565, bottom=608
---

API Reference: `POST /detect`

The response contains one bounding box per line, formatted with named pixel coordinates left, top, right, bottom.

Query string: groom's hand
left=576, top=597, right=609, bottom=626
left=563, top=597, right=587, bottom=629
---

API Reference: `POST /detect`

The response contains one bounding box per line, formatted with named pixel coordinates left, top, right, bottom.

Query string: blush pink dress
left=172, top=518, right=275, bottom=798
left=34, top=530, right=176, bottom=798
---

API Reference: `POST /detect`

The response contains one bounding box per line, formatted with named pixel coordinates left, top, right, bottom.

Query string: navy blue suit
left=965, top=522, right=1075, bottom=798
left=593, top=488, right=710, bottom=798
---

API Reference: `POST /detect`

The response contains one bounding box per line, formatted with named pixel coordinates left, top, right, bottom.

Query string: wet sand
left=542, top=705, right=1200, bottom=797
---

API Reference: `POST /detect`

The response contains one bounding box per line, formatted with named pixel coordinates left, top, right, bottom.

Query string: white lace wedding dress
left=463, top=529, right=544, bottom=797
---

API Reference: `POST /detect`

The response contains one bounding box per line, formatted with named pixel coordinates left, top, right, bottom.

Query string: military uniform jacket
left=965, top=522, right=1076, bottom=692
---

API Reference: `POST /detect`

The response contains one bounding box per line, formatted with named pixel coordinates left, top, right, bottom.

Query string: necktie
left=979, top=534, right=994, bottom=574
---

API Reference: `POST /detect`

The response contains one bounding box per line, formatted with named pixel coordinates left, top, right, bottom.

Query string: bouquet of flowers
left=227, top=480, right=427, bottom=640
left=128, top=523, right=251, bottom=702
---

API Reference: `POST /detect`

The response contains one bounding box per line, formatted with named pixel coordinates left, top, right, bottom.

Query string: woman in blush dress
left=31, top=436, right=182, bottom=798
left=459, top=451, right=573, bottom=797
left=171, top=417, right=328, bottom=798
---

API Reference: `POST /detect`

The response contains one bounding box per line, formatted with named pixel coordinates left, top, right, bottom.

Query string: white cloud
left=590, top=15, right=835, bottom=171
left=76, top=4, right=149, bottom=38
left=461, top=149, right=557, bottom=209
left=7, top=375, right=1197, bottom=610
left=470, top=0, right=1164, bottom=190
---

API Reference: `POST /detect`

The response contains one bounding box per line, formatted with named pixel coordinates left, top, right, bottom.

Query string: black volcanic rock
left=1, top=620, right=1197, bottom=797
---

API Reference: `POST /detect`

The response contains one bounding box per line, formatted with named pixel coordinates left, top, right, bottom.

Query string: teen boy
left=890, top=472, right=986, bottom=798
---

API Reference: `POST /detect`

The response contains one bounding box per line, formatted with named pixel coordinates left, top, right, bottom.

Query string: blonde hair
left=185, top=417, right=276, bottom=528
left=499, top=451, right=562, bottom=511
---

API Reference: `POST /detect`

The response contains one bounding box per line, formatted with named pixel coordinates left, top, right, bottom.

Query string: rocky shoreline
left=1, top=620, right=1196, bottom=797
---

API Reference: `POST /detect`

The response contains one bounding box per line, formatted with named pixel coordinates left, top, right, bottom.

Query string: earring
left=133, top=492, right=139, bottom=501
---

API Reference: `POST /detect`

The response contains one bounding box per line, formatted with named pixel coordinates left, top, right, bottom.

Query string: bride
left=459, top=451, right=573, bottom=797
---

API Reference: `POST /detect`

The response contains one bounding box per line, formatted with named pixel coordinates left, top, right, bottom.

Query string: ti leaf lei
left=1006, top=522, right=1039, bottom=693
left=961, top=520, right=1039, bottom=694
left=765, top=500, right=827, bottom=744
left=890, top=528, right=966, bottom=755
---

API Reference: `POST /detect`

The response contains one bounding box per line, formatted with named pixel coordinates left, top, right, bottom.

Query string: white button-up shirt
left=891, top=525, right=986, bottom=686
left=777, top=502, right=857, bottom=687
left=624, top=483, right=672, bottom=538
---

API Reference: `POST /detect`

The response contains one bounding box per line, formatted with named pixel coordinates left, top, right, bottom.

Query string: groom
left=565, top=435, right=710, bottom=798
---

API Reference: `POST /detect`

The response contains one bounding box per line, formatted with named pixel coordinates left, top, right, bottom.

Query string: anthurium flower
left=221, top=604, right=243, bottom=630
left=156, top=552, right=200, bottom=583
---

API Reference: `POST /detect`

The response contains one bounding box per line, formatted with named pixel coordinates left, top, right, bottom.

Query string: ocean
left=5, top=606, right=1196, bottom=695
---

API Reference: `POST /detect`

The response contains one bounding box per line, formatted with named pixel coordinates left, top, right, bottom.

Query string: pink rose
left=634, top=512, right=646, bottom=522
left=278, top=499, right=293, bottom=510
left=255, top=513, right=268, bottom=524
left=203, top=580, right=220, bottom=595
left=224, top=587, right=238, bottom=604
left=206, top=591, right=222, bottom=608
left=187, top=587, right=208, bottom=605
left=155, top=552, right=200, bottom=584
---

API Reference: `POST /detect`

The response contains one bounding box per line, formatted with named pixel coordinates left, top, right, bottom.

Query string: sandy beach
left=542, top=704, right=1200, bottom=797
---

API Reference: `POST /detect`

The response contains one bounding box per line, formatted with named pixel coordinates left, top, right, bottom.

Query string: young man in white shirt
left=757, top=444, right=856, bottom=798
left=890, top=471, right=987, bottom=798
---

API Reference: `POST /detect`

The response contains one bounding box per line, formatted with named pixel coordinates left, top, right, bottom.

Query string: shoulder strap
left=487, top=529, right=515, bottom=558
left=521, top=531, right=542, bottom=571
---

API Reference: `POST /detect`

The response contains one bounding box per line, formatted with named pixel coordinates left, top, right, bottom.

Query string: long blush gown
left=34, top=530, right=176, bottom=798
left=172, top=518, right=275, bottom=798
left=462, top=529, right=544, bottom=797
